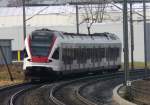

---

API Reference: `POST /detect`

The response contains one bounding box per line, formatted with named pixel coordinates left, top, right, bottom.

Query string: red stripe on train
left=32, top=57, right=48, bottom=63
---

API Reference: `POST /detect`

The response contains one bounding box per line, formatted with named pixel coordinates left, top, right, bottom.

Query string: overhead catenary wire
left=25, top=6, right=50, bottom=21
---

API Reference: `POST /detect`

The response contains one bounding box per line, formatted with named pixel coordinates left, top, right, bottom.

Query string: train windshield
left=30, top=32, right=53, bottom=57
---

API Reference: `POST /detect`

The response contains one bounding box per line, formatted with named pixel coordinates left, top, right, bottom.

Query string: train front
left=23, top=29, right=57, bottom=80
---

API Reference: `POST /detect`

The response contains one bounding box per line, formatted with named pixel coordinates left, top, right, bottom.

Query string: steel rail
left=76, top=74, right=122, bottom=105
left=0, top=82, right=30, bottom=92
left=49, top=69, right=148, bottom=105
left=49, top=72, right=123, bottom=105
left=9, top=84, right=43, bottom=105
left=77, top=70, right=150, bottom=105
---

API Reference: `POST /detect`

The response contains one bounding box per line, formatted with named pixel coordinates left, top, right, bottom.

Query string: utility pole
left=76, top=4, right=79, bottom=34
left=143, top=0, right=148, bottom=77
left=123, top=0, right=129, bottom=86
left=130, top=0, right=134, bottom=71
left=23, top=0, right=26, bottom=40
left=22, top=0, right=26, bottom=60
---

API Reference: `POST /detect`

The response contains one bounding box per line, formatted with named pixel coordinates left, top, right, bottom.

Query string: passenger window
left=62, top=48, right=67, bottom=64
left=52, top=48, right=59, bottom=59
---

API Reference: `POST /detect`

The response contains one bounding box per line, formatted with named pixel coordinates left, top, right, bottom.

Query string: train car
left=23, top=29, right=121, bottom=80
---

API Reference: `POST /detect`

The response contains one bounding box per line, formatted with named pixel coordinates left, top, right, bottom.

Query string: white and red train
left=23, top=29, right=122, bottom=80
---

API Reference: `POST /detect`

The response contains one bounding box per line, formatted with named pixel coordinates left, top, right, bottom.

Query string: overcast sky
left=0, top=0, right=149, bottom=7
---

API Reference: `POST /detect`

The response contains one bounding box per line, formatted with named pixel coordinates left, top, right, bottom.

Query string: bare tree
left=80, top=0, right=108, bottom=35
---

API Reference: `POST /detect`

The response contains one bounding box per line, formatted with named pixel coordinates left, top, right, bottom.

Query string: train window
left=79, top=47, right=82, bottom=63
left=110, top=48, right=113, bottom=60
left=66, top=48, right=69, bottom=63
left=111, top=48, right=114, bottom=60
left=80, top=47, right=82, bottom=63
left=32, top=31, right=53, bottom=42
left=73, top=48, right=76, bottom=60
left=80, top=47, right=86, bottom=64
left=106, top=47, right=120, bottom=61
left=98, top=48, right=105, bottom=61
left=91, top=48, right=93, bottom=61
left=87, top=48, right=91, bottom=59
left=52, top=48, right=59, bottom=60
left=66, top=48, right=69, bottom=64
left=89, top=48, right=91, bottom=60
left=86, top=48, right=89, bottom=59
left=91, top=47, right=94, bottom=63
left=68, top=48, right=73, bottom=64
left=71, top=48, right=74, bottom=60
left=95, top=48, right=99, bottom=62
left=106, top=47, right=109, bottom=61
left=83, top=47, right=87, bottom=62
left=86, top=48, right=92, bottom=60
left=62, top=48, right=74, bottom=64
left=85, top=48, right=88, bottom=60
left=102, top=48, right=105, bottom=58
left=62, top=48, right=67, bottom=64
left=114, top=48, right=120, bottom=59
left=77, top=48, right=80, bottom=63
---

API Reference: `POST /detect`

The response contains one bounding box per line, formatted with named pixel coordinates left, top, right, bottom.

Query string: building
left=0, top=4, right=149, bottom=62
left=0, top=39, right=12, bottom=64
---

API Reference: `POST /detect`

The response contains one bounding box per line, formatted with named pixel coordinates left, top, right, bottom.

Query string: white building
left=0, top=4, right=149, bottom=61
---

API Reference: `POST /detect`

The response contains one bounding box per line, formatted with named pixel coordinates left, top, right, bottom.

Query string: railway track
left=50, top=70, right=149, bottom=105
left=0, top=82, right=32, bottom=105
left=0, top=69, right=149, bottom=105
left=9, top=84, right=43, bottom=105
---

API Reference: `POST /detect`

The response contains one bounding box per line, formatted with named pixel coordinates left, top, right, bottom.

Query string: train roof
left=32, top=28, right=118, bottom=39
left=30, top=29, right=120, bottom=43
left=62, top=32, right=119, bottom=40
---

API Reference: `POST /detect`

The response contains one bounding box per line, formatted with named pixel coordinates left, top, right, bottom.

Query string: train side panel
left=58, top=42, right=121, bottom=74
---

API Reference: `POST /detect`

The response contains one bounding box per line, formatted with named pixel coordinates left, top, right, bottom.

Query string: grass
left=121, top=62, right=148, bottom=70
left=0, top=63, right=25, bottom=87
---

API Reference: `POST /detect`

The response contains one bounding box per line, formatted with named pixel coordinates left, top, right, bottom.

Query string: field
left=0, top=63, right=24, bottom=87
left=125, top=62, right=146, bottom=69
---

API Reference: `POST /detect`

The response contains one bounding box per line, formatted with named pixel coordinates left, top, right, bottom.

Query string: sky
left=0, top=0, right=149, bottom=7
